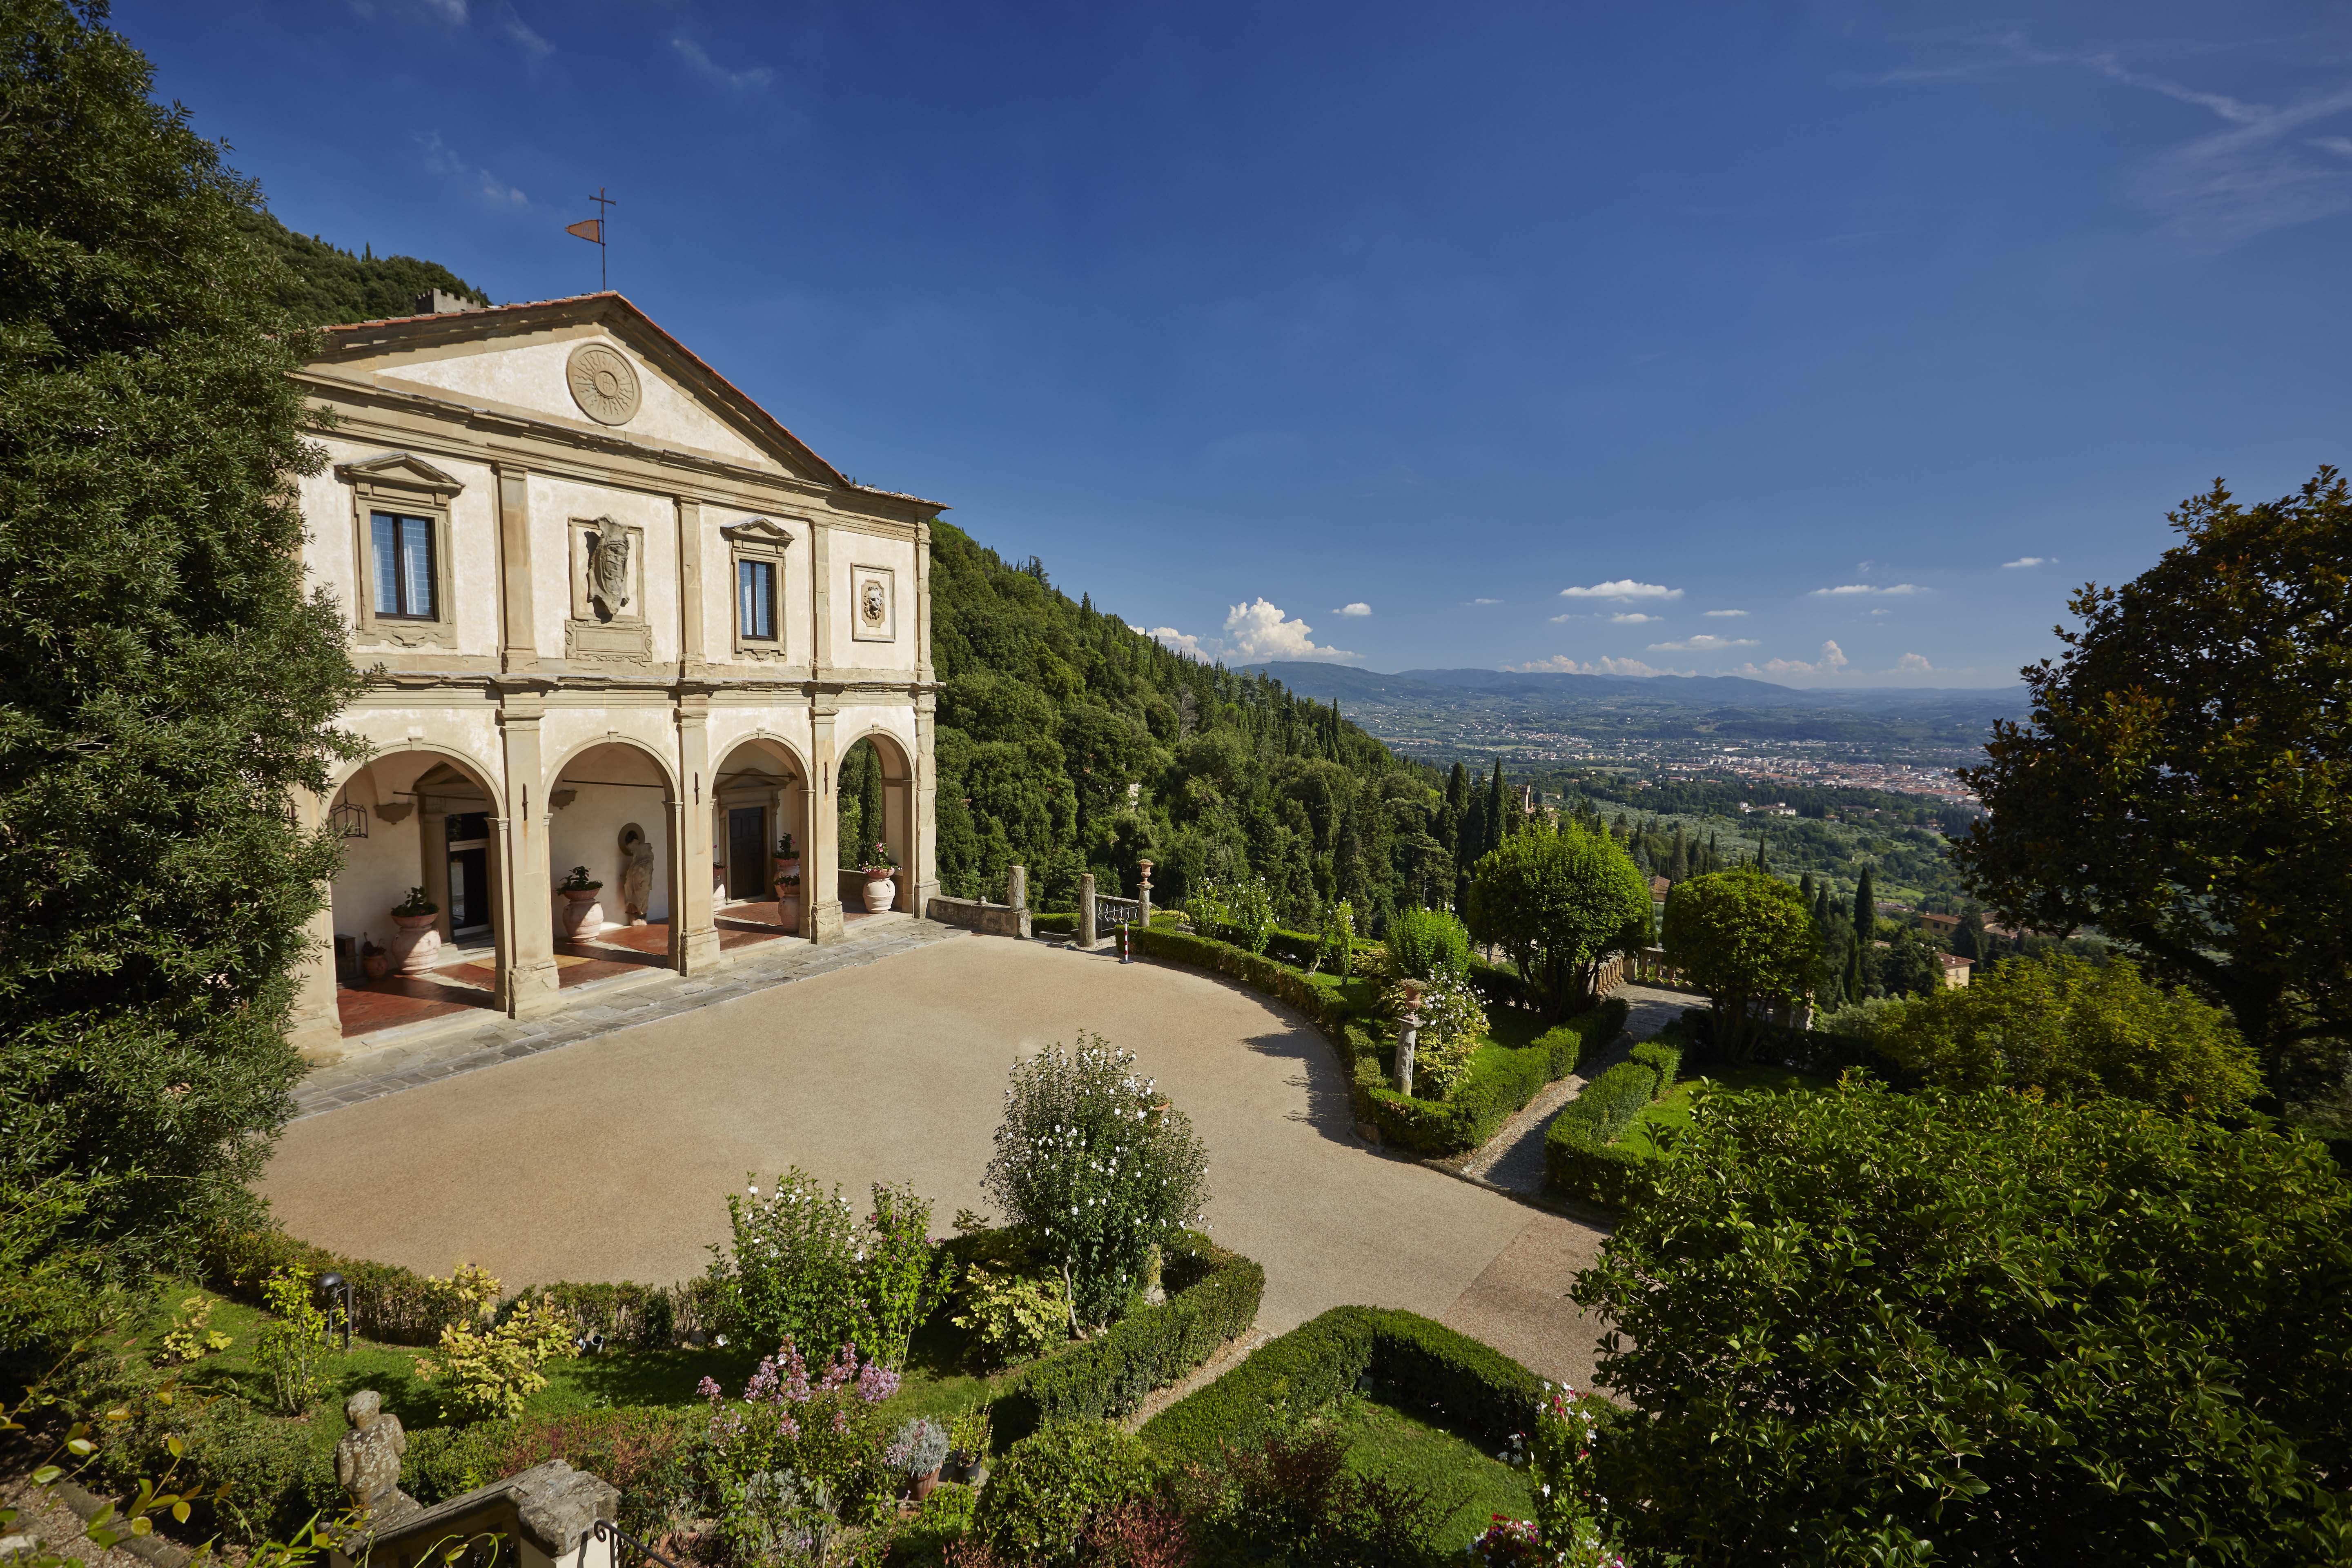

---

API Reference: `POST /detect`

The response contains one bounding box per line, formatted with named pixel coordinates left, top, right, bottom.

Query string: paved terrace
left=264, top=932, right=1626, bottom=1391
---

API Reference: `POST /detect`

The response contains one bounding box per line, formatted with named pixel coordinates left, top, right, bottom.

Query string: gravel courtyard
left=261, top=933, right=1618, bottom=1390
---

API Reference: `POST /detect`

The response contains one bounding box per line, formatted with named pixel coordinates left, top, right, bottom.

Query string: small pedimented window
left=339, top=453, right=464, bottom=648
left=724, top=517, right=795, bottom=661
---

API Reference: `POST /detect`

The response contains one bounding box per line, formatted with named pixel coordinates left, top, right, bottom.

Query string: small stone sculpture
left=334, top=1391, right=419, bottom=1524
left=586, top=527, right=632, bottom=621
left=619, top=823, right=655, bottom=925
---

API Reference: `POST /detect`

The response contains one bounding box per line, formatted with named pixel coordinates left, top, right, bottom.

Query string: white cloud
left=1559, top=579, right=1682, bottom=601
left=1733, top=641, right=1851, bottom=679
left=1469, top=597, right=1501, bottom=606
left=1609, top=612, right=1660, bottom=624
left=1508, top=655, right=1691, bottom=677
left=1223, top=598, right=1356, bottom=662
left=1148, top=627, right=1213, bottom=661
left=1703, top=609, right=1748, bottom=617
left=416, top=132, right=527, bottom=207
left=1893, top=653, right=1935, bottom=672
left=1333, top=602, right=1372, bottom=617
left=1811, top=583, right=1924, bottom=597
left=1649, top=634, right=1758, bottom=651
left=1867, top=608, right=1893, bottom=617
left=673, top=36, right=775, bottom=89
left=1547, top=613, right=1579, bottom=624
left=2001, top=556, right=2053, bottom=569
left=499, top=5, right=552, bottom=58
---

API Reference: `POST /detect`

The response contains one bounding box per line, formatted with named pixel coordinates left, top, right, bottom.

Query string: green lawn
left=1617, top=1064, right=1829, bottom=1160
left=1323, top=1395, right=1535, bottom=1550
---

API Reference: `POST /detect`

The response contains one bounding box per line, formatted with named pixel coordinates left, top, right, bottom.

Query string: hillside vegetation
left=904, top=527, right=1443, bottom=927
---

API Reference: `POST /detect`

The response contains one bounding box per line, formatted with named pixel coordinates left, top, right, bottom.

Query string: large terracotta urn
left=863, top=869, right=897, bottom=913
left=774, top=883, right=802, bottom=934
left=561, top=888, right=604, bottom=939
left=388, top=912, right=442, bottom=976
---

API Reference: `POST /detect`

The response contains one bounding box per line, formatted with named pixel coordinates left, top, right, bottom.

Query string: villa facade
left=281, top=293, right=941, bottom=1059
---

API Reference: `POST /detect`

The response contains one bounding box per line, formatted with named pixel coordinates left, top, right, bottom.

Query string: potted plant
left=887, top=1417, right=949, bottom=1503
left=773, top=831, right=800, bottom=884
left=861, top=841, right=900, bottom=913
left=943, top=1405, right=991, bottom=1488
left=388, top=885, right=442, bottom=974
left=558, top=865, right=604, bottom=939
left=359, top=933, right=390, bottom=982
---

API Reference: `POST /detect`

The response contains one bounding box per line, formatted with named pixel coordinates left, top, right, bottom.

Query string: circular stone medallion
left=566, top=343, right=641, bottom=425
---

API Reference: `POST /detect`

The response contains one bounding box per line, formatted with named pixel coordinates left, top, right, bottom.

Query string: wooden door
left=727, top=806, right=766, bottom=900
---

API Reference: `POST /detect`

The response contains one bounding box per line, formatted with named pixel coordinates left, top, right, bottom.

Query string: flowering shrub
left=695, top=1339, right=901, bottom=1541
left=982, top=1033, right=1212, bottom=1327
left=1315, top=900, right=1354, bottom=977
left=1477, top=1383, right=1620, bottom=1567
left=711, top=1169, right=943, bottom=1368
left=1185, top=875, right=1274, bottom=954
left=1383, top=973, right=1489, bottom=1098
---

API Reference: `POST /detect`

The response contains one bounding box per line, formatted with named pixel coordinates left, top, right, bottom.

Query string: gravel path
left=1457, top=985, right=1698, bottom=1196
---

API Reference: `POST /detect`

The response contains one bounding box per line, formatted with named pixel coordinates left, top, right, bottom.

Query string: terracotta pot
left=361, top=949, right=390, bottom=982
left=388, top=911, right=441, bottom=975
left=774, top=855, right=801, bottom=881
left=910, top=1466, right=943, bottom=1502
left=561, top=888, right=604, bottom=939
left=862, top=873, right=897, bottom=913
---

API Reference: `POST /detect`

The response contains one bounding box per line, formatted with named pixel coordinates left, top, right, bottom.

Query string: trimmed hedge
left=993, top=1232, right=1265, bottom=1441
left=1135, top=924, right=1630, bottom=1156
left=1544, top=1059, right=1668, bottom=1209
left=1140, top=1305, right=1548, bottom=1464
left=196, top=1230, right=721, bottom=1349
left=1628, top=1038, right=1682, bottom=1094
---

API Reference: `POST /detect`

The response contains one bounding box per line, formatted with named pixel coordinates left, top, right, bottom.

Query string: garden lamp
left=317, top=1271, right=354, bottom=1351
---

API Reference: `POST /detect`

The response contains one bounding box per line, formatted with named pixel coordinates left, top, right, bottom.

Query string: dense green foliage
left=1465, top=818, right=1650, bottom=1018
left=0, top=0, right=363, bottom=1312
left=971, top=1419, right=1159, bottom=1566
left=1878, top=951, right=2260, bottom=1112
left=1544, top=1058, right=1671, bottom=1207
left=1955, top=469, right=2352, bottom=1101
left=1661, top=868, right=1820, bottom=1056
left=1385, top=904, right=1470, bottom=980
left=1573, top=1079, right=2352, bottom=1565
left=927, top=526, right=1445, bottom=927
left=236, top=206, right=489, bottom=327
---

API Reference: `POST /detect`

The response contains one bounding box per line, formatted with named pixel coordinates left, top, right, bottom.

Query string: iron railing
left=590, top=1518, right=686, bottom=1568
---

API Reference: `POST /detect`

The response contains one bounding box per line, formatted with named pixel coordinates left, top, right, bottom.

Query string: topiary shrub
left=971, top=1420, right=1158, bottom=1566
left=1627, top=1038, right=1682, bottom=1097
left=1386, top=905, right=1470, bottom=981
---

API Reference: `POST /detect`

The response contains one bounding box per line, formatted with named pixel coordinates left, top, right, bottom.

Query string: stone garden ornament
left=334, top=1390, right=420, bottom=1525
left=619, top=823, right=655, bottom=924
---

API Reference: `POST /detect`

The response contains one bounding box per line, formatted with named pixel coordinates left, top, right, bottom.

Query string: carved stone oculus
left=566, top=343, right=641, bottom=425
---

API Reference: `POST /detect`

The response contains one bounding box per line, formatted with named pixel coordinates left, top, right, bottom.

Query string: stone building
left=282, top=293, right=941, bottom=1059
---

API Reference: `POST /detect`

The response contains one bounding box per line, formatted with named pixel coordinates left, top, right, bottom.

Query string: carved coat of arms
left=588, top=527, right=632, bottom=621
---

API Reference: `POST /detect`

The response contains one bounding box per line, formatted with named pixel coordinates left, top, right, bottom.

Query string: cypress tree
left=1486, top=759, right=1508, bottom=855
left=1854, top=864, right=1877, bottom=940
left=1, top=3, right=364, bottom=1289
left=1799, top=871, right=1814, bottom=906
left=1844, top=933, right=1865, bottom=1002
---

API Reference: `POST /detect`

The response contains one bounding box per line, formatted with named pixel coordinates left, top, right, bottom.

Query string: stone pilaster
left=675, top=496, right=705, bottom=675
left=494, top=464, right=537, bottom=672
left=911, top=689, right=940, bottom=918
left=670, top=699, right=722, bottom=972
left=285, top=787, right=345, bottom=1061
left=497, top=699, right=562, bottom=1016
left=806, top=701, right=845, bottom=943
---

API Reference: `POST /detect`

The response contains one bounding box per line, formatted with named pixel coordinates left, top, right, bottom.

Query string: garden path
left=1457, top=984, right=1696, bottom=1194
left=261, top=935, right=1620, bottom=1394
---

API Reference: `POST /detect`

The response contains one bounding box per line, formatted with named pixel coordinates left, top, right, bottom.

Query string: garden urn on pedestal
left=561, top=890, right=603, bottom=939
left=387, top=889, right=442, bottom=975
left=863, top=867, right=897, bottom=913
left=1394, top=979, right=1424, bottom=1097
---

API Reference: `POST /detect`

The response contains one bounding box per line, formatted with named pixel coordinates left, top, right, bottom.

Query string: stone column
left=494, top=465, right=537, bottom=673
left=1007, top=864, right=1027, bottom=921
left=675, top=497, right=705, bottom=677
left=1393, top=979, right=1423, bottom=1096
left=911, top=691, right=940, bottom=919
left=497, top=699, right=562, bottom=1017
left=806, top=702, right=845, bottom=943
left=670, top=700, right=721, bottom=972
left=1078, top=873, right=1097, bottom=949
left=1136, top=859, right=1154, bottom=927
left=285, top=786, right=344, bottom=1061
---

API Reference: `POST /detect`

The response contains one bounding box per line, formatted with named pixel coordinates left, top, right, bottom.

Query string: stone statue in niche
left=586, top=525, right=632, bottom=621
left=333, top=1390, right=419, bottom=1524
left=619, top=822, right=654, bottom=925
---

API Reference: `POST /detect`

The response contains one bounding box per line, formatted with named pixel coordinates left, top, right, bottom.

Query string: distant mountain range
left=1237, top=663, right=2032, bottom=753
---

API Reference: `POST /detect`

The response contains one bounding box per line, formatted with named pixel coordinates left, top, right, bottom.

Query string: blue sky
left=127, top=1, right=2352, bottom=687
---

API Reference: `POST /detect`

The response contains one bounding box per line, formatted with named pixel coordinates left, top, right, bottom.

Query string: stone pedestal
left=1078, top=873, right=1098, bottom=948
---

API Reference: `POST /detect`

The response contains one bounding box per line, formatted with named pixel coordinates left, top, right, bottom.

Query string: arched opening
left=546, top=739, right=678, bottom=985
left=838, top=731, right=913, bottom=920
left=710, top=735, right=809, bottom=946
left=326, top=750, right=504, bottom=1039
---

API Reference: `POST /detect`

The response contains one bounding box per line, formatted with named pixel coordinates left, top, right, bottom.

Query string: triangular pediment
left=302, top=296, right=943, bottom=506
left=720, top=517, right=795, bottom=548
left=334, top=452, right=466, bottom=494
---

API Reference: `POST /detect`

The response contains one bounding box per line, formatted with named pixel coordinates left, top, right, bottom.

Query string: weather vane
left=564, top=187, right=617, bottom=291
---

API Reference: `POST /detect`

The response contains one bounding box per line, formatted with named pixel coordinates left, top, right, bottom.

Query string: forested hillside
left=238, top=207, right=490, bottom=327
left=869, top=525, right=1457, bottom=930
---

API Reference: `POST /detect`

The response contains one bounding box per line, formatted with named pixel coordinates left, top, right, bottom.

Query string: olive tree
left=1659, top=868, right=1818, bottom=1057
left=1465, top=819, right=1648, bottom=1019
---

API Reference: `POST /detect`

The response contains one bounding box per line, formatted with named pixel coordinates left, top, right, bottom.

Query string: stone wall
left=925, top=895, right=1030, bottom=939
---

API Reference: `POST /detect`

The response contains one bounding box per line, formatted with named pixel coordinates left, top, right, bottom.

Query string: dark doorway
left=727, top=806, right=767, bottom=900
left=446, top=811, right=491, bottom=936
